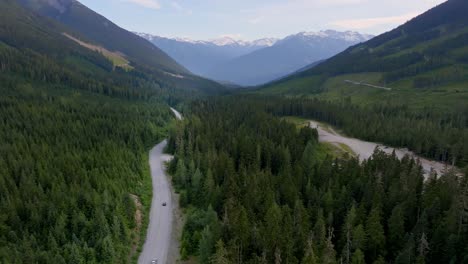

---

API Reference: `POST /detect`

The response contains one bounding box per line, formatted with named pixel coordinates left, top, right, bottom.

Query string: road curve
left=139, top=108, right=182, bottom=264
left=170, top=107, right=183, bottom=120
left=310, top=120, right=454, bottom=177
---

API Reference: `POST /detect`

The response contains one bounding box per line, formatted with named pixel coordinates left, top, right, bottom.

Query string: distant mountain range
left=138, top=30, right=373, bottom=86
left=135, top=33, right=278, bottom=79
left=258, top=0, right=468, bottom=109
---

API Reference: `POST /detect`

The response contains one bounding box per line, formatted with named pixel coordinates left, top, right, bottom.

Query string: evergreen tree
left=366, top=207, right=386, bottom=260
left=211, top=240, right=230, bottom=264
left=199, top=226, right=215, bottom=264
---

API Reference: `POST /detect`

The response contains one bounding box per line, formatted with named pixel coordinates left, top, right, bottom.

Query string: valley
left=139, top=108, right=183, bottom=264
left=1, top=0, right=467, bottom=263
left=139, top=31, right=373, bottom=86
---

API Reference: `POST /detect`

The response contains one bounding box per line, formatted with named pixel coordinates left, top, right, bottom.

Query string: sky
left=79, top=0, right=447, bottom=41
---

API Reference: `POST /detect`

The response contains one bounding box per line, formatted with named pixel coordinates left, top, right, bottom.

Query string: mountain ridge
left=3, top=0, right=225, bottom=98
left=18, top=0, right=189, bottom=74
left=135, top=33, right=278, bottom=48
left=258, top=0, right=468, bottom=109
left=209, top=30, right=373, bottom=86
left=139, top=30, right=373, bottom=86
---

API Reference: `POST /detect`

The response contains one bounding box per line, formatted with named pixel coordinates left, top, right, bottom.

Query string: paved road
left=139, top=108, right=182, bottom=264
left=170, top=107, right=183, bottom=120
left=310, top=120, right=454, bottom=177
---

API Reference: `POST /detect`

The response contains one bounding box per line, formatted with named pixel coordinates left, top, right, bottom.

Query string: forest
left=0, top=72, right=173, bottom=263
left=0, top=2, right=224, bottom=262
left=168, top=97, right=468, bottom=264
left=248, top=96, right=468, bottom=168
left=1, top=1, right=468, bottom=263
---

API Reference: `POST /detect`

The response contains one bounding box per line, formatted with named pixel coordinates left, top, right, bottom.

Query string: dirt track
left=310, top=120, right=454, bottom=177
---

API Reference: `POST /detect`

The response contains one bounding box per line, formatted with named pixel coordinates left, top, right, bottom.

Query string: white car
left=151, top=260, right=158, bottom=264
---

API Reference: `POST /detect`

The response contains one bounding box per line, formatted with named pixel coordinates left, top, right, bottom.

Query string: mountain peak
left=208, top=37, right=279, bottom=47
left=136, top=33, right=279, bottom=48
left=210, top=36, right=243, bottom=46
left=292, top=30, right=373, bottom=42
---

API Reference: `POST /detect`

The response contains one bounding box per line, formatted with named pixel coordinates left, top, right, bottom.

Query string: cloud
left=171, top=1, right=182, bottom=10
left=245, top=0, right=366, bottom=26
left=123, top=0, right=161, bottom=10
left=169, top=1, right=192, bottom=15
left=330, top=12, right=419, bottom=30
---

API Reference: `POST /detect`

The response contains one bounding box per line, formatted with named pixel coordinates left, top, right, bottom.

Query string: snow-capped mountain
left=136, top=30, right=373, bottom=86
left=208, top=30, right=374, bottom=86
left=209, top=36, right=278, bottom=47
left=288, top=30, right=373, bottom=42
left=135, top=33, right=277, bottom=76
left=136, top=33, right=278, bottom=47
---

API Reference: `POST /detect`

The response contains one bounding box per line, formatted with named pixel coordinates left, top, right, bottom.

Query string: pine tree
left=351, top=249, right=365, bottom=264
left=211, top=240, right=230, bottom=264
left=199, top=226, right=215, bottom=264
left=302, top=237, right=318, bottom=264
left=203, top=169, right=216, bottom=207
left=352, top=224, right=367, bottom=252
left=388, top=205, right=405, bottom=254
left=321, top=228, right=337, bottom=264
left=366, top=207, right=385, bottom=260
left=341, top=205, right=357, bottom=264
left=175, top=159, right=187, bottom=187
left=263, top=203, right=282, bottom=259
left=416, top=232, right=429, bottom=264
left=314, top=209, right=326, bottom=252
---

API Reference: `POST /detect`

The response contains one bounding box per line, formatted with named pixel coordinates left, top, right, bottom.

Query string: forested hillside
left=2, top=0, right=225, bottom=97
left=0, top=73, right=172, bottom=262
left=251, top=0, right=468, bottom=174
left=259, top=0, right=468, bottom=109
left=167, top=97, right=468, bottom=264
left=18, top=0, right=187, bottom=74
left=0, top=1, right=212, bottom=262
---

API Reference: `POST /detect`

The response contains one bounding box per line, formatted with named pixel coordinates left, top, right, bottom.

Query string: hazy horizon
left=80, top=0, right=445, bottom=41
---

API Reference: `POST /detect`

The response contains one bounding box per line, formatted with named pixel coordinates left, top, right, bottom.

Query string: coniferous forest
left=168, top=98, right=468, bottom=264
left=0, top=73, right=172, bottom=263
left=258, top=97, right=468, bottom=167
left=1, top=0, right=468, bottom=263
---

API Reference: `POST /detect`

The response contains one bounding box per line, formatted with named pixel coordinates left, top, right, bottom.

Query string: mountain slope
left=0, top=1, right=182, bottom=262
left=18, top=0, right=187, bottom=74
left=209, top=30, right=372, bottom=86
left=16, top=0, right=226, bottom=96
left=2, top=0, right=225, bottom=98
left=259, top=0, right=468, bottom=109
left=137, top=33, right=277, bottom=77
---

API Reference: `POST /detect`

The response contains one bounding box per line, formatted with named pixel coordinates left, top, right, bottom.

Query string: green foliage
left=258, top=96, right=468, bottom=167
left=0, top=0, right=226, bottom=101
left=0, top=1, right=224, bottom=263
left=0, top=73, right=171, bottom=262
left=366, top=207, right=386, bottom=260
left=168, top=97, right=468, bottom=263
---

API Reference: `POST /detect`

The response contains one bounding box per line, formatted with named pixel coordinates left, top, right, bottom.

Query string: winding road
left=310, top=120, right=454, bottom=177
left=139, top=108, right=182, bottom=264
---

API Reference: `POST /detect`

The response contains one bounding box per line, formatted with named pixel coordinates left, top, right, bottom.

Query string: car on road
left=162, top=202, right=167, bottom=206
left=151, top=259, right=158, bottom=264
